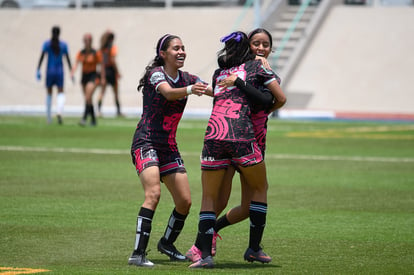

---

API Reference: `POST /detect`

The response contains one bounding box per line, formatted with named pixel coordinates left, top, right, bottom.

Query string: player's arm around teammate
left=189, top=31, right=282, bottom=268
left=214, top=28, right=286, bottom=228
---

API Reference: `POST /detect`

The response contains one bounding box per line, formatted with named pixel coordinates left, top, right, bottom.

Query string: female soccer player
left=213, top=28, right=285, bottom=255
left=71, top=33, right=105, bottom=126
left=187, top=28, right=286, bottom=265
left=96, top=30, right=123, bottom=117
left=128, top=34, right=210, bottom=267
left=189, top=31, right=286, bottom=268
left=36, top=26, right=73, bottom=124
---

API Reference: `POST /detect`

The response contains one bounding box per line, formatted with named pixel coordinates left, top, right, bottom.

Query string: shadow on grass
left=214, top=261, right=281, bottom=269
left=152, top=258, right=281, bottom=269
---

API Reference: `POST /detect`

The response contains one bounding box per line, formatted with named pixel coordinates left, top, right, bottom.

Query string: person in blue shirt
left=36, top=26, right=73, bottom=124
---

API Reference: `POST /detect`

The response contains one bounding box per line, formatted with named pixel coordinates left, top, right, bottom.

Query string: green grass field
left=1, top=115, right=413, bottom=274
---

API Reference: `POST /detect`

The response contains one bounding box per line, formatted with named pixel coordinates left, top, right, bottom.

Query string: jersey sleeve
left=61, top=42, right=68, bottom=55
left=149, top=68, right=167, bottom=93
left=274, top=71, right=282, bottom=85
left=110, top=45, right=117, bottom=57
left=41, top=41, right=48, bottom=52
left=76, top=51, right=82, bottom=62
left=188, top=72, right=203, bottom=85
left=257, top=62, right=277, bottom=86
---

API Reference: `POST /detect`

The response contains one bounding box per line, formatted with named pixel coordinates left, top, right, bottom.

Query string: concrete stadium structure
left=0, top=4, right=413, bottom=120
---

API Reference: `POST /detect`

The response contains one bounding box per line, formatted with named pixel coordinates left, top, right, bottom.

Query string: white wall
left=0, top=8, right=254, bottom=115
left=1, top=5, right=414, bottom=117
left=286, top=6, right=414, bottom=115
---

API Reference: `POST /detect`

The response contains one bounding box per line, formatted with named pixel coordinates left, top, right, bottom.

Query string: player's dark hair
left=51, top=26, right=60, bottom=55
left=217, top=31, right=255, bottom=69
left=137, top=34, right=180, bottom=92
left=248, top=28, right=273, bottom=49
left=101, top=31, right=114, bottom=50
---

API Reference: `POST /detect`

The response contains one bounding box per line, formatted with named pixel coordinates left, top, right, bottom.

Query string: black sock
left=82, top=104, right=88, bottom=120
left=197, top=211, right=216, bottom=258
left=214, top=214, right=231, bottom=233
left=115, top=100, right=121, bottom=115
left=89, top=104, right=96, bottom=123
left=249, top=201, right=267, bottom=252
left=161, top=208, right=187, bottom=245
left=133, top=207, right=154, bottom=254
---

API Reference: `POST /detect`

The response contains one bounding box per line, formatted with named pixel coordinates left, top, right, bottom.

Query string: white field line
left=1, top=146, right=413, bottom=163
left=265, top=153, right=414, bottom=163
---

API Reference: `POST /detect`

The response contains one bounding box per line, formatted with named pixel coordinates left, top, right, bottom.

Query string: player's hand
left=191, top=82, right=208, bottom=96
left=36, top=70, right=41, bottom=81
left=218, top=74, right=237, bottom=90
left=256, top=56, right=271, bottom=70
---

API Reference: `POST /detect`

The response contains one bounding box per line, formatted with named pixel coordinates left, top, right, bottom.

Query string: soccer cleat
left=188, top=256, right=214, bottom=268
left=128, top=252, right=154, bottom=267
left=211, top=232, right=222, bottom=256
left=78, top=119, right=86, bottom=127
left=186, top=245, right=202, bottom=263
left=157, top=239, right=187, bottom=261
left=244, top=247, right=272, bottom=264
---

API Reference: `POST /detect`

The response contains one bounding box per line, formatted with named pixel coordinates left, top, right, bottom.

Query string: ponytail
left=51, top=26, right=60, bottom=55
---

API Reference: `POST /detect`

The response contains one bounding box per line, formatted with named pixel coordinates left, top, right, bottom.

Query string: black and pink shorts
left=131, top=144, right=186, bottom=177
left=201, top=140, right=263, bottom=170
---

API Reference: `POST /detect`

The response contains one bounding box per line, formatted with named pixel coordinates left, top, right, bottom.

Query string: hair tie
left=220, top=32, right=242, bottom=43
left=157, top=34, right=171, bottom=56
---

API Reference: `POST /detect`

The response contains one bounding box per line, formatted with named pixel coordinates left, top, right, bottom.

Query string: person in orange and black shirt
left=96, top=30, right=123, bottom=117
left=71, top=33, right=104, bottom=126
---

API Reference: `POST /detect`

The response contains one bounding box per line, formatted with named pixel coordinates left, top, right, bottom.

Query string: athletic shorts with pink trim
left=131, top=144, right=186, bottom=177
left=200, top=140, right=263, bottom=170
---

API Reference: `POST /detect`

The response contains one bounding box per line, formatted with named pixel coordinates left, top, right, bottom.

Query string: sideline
left=1, top=146, right=413, bottom=163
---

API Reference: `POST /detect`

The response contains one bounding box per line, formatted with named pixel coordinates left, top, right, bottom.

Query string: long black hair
left=101, top=30, right=114, bottom=50
left=217, top=31, right=255, bottom=69
left=51, top=26, right=60, bottom=55
left=137, top=34, right=180, bottom=92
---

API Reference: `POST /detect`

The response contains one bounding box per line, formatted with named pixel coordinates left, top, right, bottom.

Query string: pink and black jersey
left=132, top=66, right=199, bottom=150
left=205, top=60, right=276, bottom=142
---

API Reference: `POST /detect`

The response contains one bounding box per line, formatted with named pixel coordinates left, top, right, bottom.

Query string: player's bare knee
left=145, top=189, right=161, bottom=205
left=176, top=198, right=191, bottom=214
